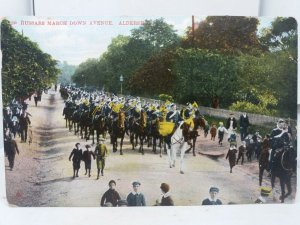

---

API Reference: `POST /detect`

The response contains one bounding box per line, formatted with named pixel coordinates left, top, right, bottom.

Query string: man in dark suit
left=69, top=143, right=83, bottom=178
left=240, top=112, right=250, bottom=141
left=19, top=111, right=31, bottom=143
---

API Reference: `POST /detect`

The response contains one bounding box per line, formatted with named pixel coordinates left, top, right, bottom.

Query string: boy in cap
left=69, top=143, right=83, bottom=178
left=100, top=180, right=121, bottom=207
left=126, top=181, right=146, bottom=206
left=202, top=187, right=222, bottom=205
left=94, top=138, right=109, bottom=179
left=82, top=144, right=95, bottom=177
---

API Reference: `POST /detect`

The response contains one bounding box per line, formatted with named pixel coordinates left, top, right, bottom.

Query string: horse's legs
left=91, top=129, right=95, bottom=145
left=139, top=135, right=144, bottom=155
left=259, top=166, right=264, bottom=186
left=159, top=138, right=164, bottom=158
left=180, top=142, right=187, bottom=174
left=130, top=133, right=134, bottom=150
left=153, top=136, right=156, bottom=153
left=279, top=177, right=286, bottom=203
left=120, top=135, right=124, bottom=155
left=285, top=174, right=292, bottom=198
left=167, top=146, right=173, bottom=168
left=135, top=134, right=138, bottom=148
left=192, top=138, right=196, bottom=156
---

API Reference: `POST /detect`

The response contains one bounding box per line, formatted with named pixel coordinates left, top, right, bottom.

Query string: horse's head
left=193, top=117, right=206, bottom=130
left=181, top=122, right=191, bottom=140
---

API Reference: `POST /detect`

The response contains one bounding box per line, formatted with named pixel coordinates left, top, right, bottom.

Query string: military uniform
left=94, top=143, right=109, bottom=178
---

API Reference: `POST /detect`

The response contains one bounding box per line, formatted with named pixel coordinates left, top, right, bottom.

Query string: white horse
left=167, top=121, right=190, bottom=174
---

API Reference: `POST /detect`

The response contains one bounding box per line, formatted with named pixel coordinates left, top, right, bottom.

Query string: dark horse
left=111, top=111, right=126, bottom=155
left=132, top=111, right=148, bottom=155
left=186, top=117, right=206, bottom=156
left=271, top=144, right=297, bottom=203
left=62, top=102, right=76, bottom=131
left=90, top=113, right=108, bottom=145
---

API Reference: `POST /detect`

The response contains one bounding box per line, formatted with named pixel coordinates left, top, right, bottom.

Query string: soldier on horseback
left=269, top=119, right=291, bottom=173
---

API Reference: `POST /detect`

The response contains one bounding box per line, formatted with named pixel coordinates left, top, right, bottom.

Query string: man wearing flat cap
left=202, top=187, right=222, bottom=205
left=126, top=181, right=146, bottom=206
left=82, top=144, right=95, bottom=177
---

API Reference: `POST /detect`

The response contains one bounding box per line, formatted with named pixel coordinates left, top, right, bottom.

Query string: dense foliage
left=1, top=19, right=60, bottom=104
left=71, top=17, right=297, bottom=118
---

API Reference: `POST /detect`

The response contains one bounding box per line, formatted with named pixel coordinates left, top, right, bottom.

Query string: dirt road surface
left=4, top=90, right=297, bottom=206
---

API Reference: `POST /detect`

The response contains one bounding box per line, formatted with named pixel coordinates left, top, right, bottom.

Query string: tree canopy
left=1, top=19, right=60, bottom=104
left=70, top=16, right=297, bottom=118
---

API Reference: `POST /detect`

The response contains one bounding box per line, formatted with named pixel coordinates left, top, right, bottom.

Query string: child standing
left=82, top=144, right=95, bottom=177
left=226, top=144, right=237, bottom=173
left=210, top=123, right=217, bottom=141
left=217, top=122, right=228, bottom=146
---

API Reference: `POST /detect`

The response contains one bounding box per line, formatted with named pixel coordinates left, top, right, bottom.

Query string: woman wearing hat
left=126, top=181, right=146, bottom=206
left=157, top=183, right=174, bottom=206
left=82, top=144, right=95, bottom=177
left=202, top=187, right=222, bottom=205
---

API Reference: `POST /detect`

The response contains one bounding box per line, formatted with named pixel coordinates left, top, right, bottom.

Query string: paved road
left=4, top=91, right=297, bottom=206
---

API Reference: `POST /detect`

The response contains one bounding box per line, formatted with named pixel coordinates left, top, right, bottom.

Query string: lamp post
left=81, top=74, right=86, bottom=88
left=120, top=74, right=124, bottom=95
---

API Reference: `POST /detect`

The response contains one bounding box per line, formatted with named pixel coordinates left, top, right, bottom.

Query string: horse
left=271, top=144, right=296, bottom=203
left=111, top=111, right=126, bottom=155
left=90, top=113, right=108, bottom=145
left=62, top=101, right=76, bottom=131
left=149, top=117, right=162, bottom=154
left=168, top=121, right=191, bottom=174
left=185, top=116, right=206, bottom=156
left=130, top=111, right=148, bottom=155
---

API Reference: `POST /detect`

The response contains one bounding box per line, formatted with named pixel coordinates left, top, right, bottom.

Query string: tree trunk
left=212, top=96, right=220, bottom=108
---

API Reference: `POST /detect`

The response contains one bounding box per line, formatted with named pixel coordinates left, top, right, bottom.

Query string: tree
left=260, top=17, right=297, bottom=63
left=172, top=48, right=238, bottom=107
left=57, top=61, right=76, bottom=85
left=1, top=19, right=59, bottom=104
left=182, top=16, right=263, bottom=55
left=71, top=19, right=180, bottom=94
left=128, top=50, right=176, bottom=96
left=72, top=58, right=100, bottom=88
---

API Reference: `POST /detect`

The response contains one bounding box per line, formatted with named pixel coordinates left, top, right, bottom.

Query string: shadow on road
left=34, top=177, right=74, bottom=186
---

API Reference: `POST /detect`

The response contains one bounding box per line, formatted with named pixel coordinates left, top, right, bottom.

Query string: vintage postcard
left=1, top=16, right=297, bottom=207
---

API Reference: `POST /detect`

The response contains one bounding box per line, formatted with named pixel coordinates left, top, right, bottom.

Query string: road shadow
left=34, top=177, right=75, bottom=186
